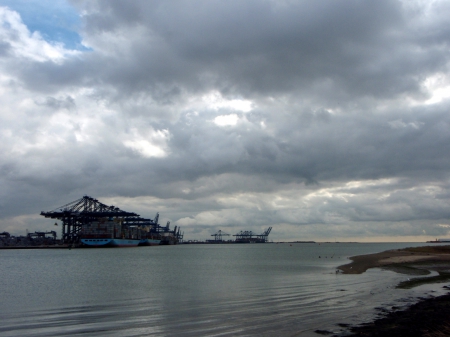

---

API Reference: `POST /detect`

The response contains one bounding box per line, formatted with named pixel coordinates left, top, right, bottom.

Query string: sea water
left=0, top=242, right=448, bottom=336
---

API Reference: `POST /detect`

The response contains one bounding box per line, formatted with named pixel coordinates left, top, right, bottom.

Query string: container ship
left=81, top=238, right=161, bottom=247
left=80, top=218, right=162, bottom=247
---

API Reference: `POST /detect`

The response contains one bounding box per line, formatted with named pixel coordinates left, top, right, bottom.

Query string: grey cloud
left=5, top=3, right=448, bottom=104
left=10, top=0, right=449, bottom=105
left=1, top=1, right=450, bottom=240
left=0, top=41, right=11, bottom=57
left=35, top=95, right=76, bottom=111
left=65, top=0, right=445, bottom=101
left=161, top=103, right=450, bottom=184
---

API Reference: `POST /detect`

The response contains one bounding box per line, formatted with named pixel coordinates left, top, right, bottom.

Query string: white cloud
left=202, top=91, right=254, bottom=112
left=423, top=73, right=450, bottom=105
left=0, top=6, right=79, bottom=63
left=214, top=114, right=239, bottom=126
left=123, top=128, right=170, bottom=158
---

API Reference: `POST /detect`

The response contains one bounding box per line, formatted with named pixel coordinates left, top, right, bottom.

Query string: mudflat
left=338, top=245, right=450, bottom=274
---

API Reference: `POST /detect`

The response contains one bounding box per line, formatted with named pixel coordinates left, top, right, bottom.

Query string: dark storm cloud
left=153, top=102, right=450, bottom=187
left=11, top=0, right=450, bottom=105
left=65, top=0, right=448, bottom=102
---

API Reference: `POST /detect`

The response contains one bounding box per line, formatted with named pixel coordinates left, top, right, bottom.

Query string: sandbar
left=337, top=245, right=450, bottom=274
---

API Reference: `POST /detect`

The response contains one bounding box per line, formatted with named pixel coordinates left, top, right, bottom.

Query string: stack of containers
left=81, top=219, right=118, bottom=238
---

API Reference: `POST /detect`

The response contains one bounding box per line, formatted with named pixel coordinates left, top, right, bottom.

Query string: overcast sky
left=1, top=0, right=450, bottom=242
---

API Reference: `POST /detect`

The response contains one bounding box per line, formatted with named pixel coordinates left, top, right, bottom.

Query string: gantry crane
left=211, top=230, right=230, bottom=242
left=233, top=227, right=272, bottom=243
left=40, top=196, right=181, bottom=244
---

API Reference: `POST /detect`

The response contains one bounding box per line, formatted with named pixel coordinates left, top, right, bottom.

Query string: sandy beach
left=332, top=245, right=450, bottom=336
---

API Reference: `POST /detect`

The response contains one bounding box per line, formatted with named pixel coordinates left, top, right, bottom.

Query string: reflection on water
left=0, top=243, right=446, bottom=336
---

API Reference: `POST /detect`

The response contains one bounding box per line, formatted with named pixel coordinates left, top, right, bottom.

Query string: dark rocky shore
left=342, top=291, right=450, bottom=337
left=316, top=291, right=450, bottom=336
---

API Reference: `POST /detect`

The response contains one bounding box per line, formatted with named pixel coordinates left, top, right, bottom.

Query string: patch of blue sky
left=0, top=0, right=90, bottom=51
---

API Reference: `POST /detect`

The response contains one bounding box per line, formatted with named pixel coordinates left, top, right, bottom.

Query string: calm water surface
left=1, top=243, right=447, bottom=336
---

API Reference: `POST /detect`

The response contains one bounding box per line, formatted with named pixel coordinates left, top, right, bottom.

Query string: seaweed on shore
left=381, top=264, right=430, bottom=276
left=379, top=259, right=450, bottom=289
left=396, top=272, right=450, bottom=289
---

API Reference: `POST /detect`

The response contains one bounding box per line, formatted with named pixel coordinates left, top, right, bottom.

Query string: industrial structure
left=0, top=231, right=57, bottom=247
left=40, top=195, right=183, bottom=246
left=209, top=230, right=231, bottom=243
left=233, top=227, right=272, bottom=243
left=201, top=227, right=273, bottom=244
left=2, top=196, right=274, bottom=248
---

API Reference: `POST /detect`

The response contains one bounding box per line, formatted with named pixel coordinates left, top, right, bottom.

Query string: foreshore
left=329, top=245, right=450, bottom=336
